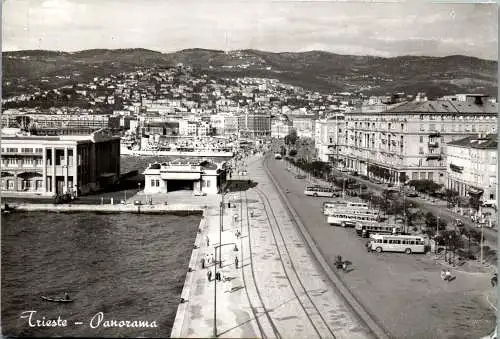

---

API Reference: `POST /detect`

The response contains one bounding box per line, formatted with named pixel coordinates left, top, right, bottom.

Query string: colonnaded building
left=1, top=129, right=121, bottom=196
left=339, top=94, right=497, bottom=185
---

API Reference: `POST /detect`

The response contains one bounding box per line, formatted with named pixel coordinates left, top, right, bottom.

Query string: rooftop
left=385, top=100, right=497, bottom=114
left=447, top=134, right=497, bottom=149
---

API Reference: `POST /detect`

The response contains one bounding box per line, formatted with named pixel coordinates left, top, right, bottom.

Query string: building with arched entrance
left=143, top=158, right=228, bottom=195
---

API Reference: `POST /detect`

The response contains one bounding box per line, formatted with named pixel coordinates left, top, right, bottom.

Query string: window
left=206, top=180, right=210, bottom=188
left=428, top=172, right=434, bottom=181
left=156, top=180, right=160, bottom=187
left=419, top=147, right=424, bottom=154
left=401, top=123, right=404, bottom=130
left=419, top=124, right=425, bottom=131
left=420, top=136, right=424, bottom=143
left=151, top=179, right=155, bottom=187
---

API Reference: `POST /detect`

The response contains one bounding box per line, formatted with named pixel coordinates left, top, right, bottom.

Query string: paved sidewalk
left=171, top=154, right=373, bottom=338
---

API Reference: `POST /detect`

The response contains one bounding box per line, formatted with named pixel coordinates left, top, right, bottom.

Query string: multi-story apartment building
left=1, top=114, right=121, bottom=130
left=314, top=115, right=346, bottom=162
left=446, top=134, right=497, bottom=200
left=271, top=116, right=292, bottom=139
left=210, top=113, right=239, bottom=136
left=290, top=115, right=316, bottom=139
left=1, top=129, right=120, bottom=196
left=238, top=111, right=271, bottom=138
left=340, top=95, right=497, bottom=185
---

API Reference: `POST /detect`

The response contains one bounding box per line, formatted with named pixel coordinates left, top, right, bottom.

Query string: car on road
left=454, top=219, right=464, bottom=227
left=194, top=191, right=207, bottom=196
left=295, top=174, right=306, bottom=179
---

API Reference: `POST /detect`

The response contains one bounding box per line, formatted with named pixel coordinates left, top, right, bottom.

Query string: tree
left=287, top=129, right=298, bottom=146
left=399, top=172, right=409, bottom=184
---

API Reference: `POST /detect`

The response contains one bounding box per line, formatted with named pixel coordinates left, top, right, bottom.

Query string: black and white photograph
left=1, top=0, right=498, bottom=338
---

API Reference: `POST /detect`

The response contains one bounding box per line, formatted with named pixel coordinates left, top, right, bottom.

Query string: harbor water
left=1, top=211, right=201, bottom=338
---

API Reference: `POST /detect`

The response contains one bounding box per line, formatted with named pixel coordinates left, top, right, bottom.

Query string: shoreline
left=4, top=203, right=205, bottom=214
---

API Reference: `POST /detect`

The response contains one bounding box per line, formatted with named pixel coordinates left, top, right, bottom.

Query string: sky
left=2, top=0, right=498, bottom=60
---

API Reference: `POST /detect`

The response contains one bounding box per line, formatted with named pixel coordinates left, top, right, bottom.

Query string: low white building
left=143, top=159, right=228, bottom=195
left=446, top=134, right=497, bottom=201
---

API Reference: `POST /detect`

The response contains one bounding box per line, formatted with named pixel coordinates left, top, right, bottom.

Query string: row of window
left=373, top=239, right=425, bottom=245
left=1, top=179, right=44, bottom=190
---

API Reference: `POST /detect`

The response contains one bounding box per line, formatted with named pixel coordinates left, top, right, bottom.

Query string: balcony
left=426, top=155, right=442, bottom=161
left=428, top=142, right=439, bottom=148
left=428, top=131, right=441, bottom=138
left=450, top=163, right=464, bottom=173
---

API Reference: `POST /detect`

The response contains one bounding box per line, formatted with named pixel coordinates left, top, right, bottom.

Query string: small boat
left=40, top=296, right=74, bottom=303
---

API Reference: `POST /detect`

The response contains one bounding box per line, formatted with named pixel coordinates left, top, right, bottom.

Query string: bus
left=326, top=210, right=380, bottom=227
left=322, top=200, right=369, bottom=215
left=355, top=222, right=402, bottom=238
left=304, top=185, right=340, bottom=198
left=368, top=234, right=426, bottom=254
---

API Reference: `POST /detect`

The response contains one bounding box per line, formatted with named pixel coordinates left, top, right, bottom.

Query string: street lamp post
left=213, top=241, right=237, bottom=338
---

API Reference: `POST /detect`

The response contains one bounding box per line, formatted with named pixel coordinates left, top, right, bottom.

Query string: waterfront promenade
left=170, top=154, right=375, bottom=338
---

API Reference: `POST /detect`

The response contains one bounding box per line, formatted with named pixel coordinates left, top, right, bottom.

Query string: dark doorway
left=168, top=180, right=194, bottom=192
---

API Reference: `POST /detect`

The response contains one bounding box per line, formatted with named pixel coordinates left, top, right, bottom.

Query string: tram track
left=262, top=155, right=390, bottom=339
left=252, top=186, right=337, bottom=338
left=238, top=187, right=282, bottom=339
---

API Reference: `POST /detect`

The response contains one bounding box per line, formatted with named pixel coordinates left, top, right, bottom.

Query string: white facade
left=314, top=116, right=345, bottom=162
left=143, top=160, right=227, bottom=195
left=340, top=97, right=497, bottom=185
left=446, top=135, right=497, bottom=200
left=271, top=120, right=292, bottom=139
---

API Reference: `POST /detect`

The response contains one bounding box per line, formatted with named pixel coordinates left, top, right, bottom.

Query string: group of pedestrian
left=201, top=253, right=215, bottom=269
left=207, top=270, right=225, bottom=282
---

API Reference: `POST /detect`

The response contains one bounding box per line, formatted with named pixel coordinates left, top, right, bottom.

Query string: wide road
left=336, top=172, right=498, bottom=248
left=263, top=155, right=495, bottom=339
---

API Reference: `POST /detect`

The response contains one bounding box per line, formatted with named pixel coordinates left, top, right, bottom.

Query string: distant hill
left=2, top=48, right=497, bottom=98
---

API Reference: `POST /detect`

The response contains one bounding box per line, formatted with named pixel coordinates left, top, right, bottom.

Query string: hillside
left=2, top=48, right=497, bottom=98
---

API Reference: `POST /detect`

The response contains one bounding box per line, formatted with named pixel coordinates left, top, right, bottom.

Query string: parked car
left=349, top=171, right=359, bottom=176
left=454, top=219, right=464, bottom=227
left=295, top=174, right=306, bottom=179
left=194, top=191, right=207, bottom=196
left=359, top=175, right=369, bottom=180
left=406, top=191, right=419, bottom=198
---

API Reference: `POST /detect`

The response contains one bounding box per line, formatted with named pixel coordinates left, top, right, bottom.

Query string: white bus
left=355, top=222, right=402, bottom=238
left=322, top=200, right=369, bottom=215
left=304, top=185, right=340, bottom=198
left=327, top=210, right=380, bottom=227
left=368, top=234, right=426, bottom=254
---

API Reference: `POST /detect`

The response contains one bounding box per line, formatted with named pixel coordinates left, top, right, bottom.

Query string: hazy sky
left=2, top=0, right=498, bottom=59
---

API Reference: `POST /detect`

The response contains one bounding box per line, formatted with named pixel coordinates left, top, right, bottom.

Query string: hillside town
left=1, top=65, right=497, bottom=209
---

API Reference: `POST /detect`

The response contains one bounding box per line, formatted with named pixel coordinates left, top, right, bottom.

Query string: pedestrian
left=207, top=270, right=212, bottom=282
left=206, top=253, right=211, bottom=265
left=216, top=271, right=221, bottom=281
left=201, top=257, right=205, bottom=269
left=445, top=269, right=452, bottom=282
left=210, top=253, right=214, bottom=266
left=250, top=210, right=254, bottom=217
left=206, top=236, right=210, bottom=247
left=235, top=256, right=239, bottom=269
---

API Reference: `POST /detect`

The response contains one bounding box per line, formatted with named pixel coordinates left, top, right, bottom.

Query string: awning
left=467, top=187, right=484, bottom=195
